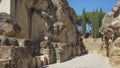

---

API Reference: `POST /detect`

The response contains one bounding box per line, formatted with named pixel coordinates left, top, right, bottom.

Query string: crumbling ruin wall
left=0, top=36, right=86, bottom=68
left=9, top=0, right=87, bottom=66
left=0, top=0, right=87, bottom=68
left=0, top=13, right=21, bottom=37
left=99, top=0, right=120, bottom=67
left=10, top=0, right=78, bottom=45
left=0, top=36, right=36, bottom=68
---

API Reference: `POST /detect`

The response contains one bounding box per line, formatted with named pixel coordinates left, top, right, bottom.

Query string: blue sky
left=67, top=0, right=117, bottom=15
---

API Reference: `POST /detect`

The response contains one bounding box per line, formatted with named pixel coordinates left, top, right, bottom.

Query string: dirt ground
left=45, top=53, right=111, bottom=68
left=44, top=38, right=111, bottom=68
left=83, top=38, right=107, bottom=56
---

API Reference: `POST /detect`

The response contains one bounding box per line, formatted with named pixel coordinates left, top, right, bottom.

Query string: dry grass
left=83, top=37, right=106, bottom=55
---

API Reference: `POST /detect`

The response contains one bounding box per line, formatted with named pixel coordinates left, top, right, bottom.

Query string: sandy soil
left=45, top=53, right=112, bottom=68
left=83, top=38, right=102, bottom=52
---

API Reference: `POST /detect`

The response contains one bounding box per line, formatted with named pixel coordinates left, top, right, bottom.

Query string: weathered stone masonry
left=0, top=0, right=87, bottom=68
left=99, top=0, right=120, bottom=68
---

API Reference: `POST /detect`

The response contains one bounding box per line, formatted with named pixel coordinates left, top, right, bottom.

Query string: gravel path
left=45, top=53, right=112, bottom=68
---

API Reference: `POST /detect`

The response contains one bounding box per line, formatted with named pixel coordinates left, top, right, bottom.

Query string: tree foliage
left=76, top=8, right=106, bottom=38
left=81, top=8, right=87, bottom=35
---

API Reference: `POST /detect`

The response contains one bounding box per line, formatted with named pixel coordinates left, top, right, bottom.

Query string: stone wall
left=99, top=0, right=120, bottom=68
left=10, top=0, right=78, bottom=45
left=39, top=40, right=86, bottom=64
left=0, top=36, right=86, bottom=68
left=0, top=36, right=36, bottom=68
left=0, top=0, right=87, bottom=68
left=0, top=13, right=21, bottom=38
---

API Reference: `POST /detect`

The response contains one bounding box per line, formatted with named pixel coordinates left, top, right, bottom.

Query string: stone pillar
left=40, top=56, right=48, bottom=66
left=11, top=0, right=35, bottom=39
left=70, top=46, right=74, bottom=57
left=28, top=57, right=36, bottom=68
left=64, top=46, right=68, bottom=61
left=40, top=41, right=56, bottom=64
left=43, top=48, right=51, bottom=64
left=73, top=46, right=77, bottom=56
left=56, top=53, right=62, bottom=63
left=50, top=49, right=56, bottom=63
left=10, top=0, right=16, bottom=17
left=35, top=56, right=42, bottom=68
left=77, top=46, right=81, bottom=56
left=42, top=47, right=55, bottom=64
left=55, top=48, right=62, bottom=63
left=68, top=46, right=71, bottom=58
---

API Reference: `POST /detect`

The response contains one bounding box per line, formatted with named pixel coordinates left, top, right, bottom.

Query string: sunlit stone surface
left=0, top=0, right=10, bottom=14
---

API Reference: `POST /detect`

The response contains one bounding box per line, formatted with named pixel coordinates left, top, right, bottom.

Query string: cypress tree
left=99, top=8, right=103, bottom=37
left=99, top=8, right=103, bottom=27
left=90, top=10, right=95, bottom=37
left=76, top=8, right=105, bottom=38
left=82, top=8, right=87, bottom=36
left=94, top=9, right=100, bottom=38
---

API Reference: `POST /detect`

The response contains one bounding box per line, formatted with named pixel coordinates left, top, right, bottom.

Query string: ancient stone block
left=0, top=46, right=32, bottom=60
left=40, top=41, right=53, bottom=48
left=55, top=48, right=65, bottom=63
left=0, top=13, right=21, bottom=38
left=109, top=49, right=120, bottom=68
left=28, top=57, right=36, bottom=68
left=11, top=47, right=32, bottom=60
left=0, top=36, right=19, bottom=46
left=35, top=56, right=42, bottom=68
left=76, top=46, right=82, bottom=56
left=40, top=41, right=56, bottom=64
left=0, top=59, right=11, bottom=68
left=0, top=46, right=13, bottom=59
left=17, top=39, right=33, bottom=47
left=10, top=59, right=29, bottom=68
left=56, top=53, right=62, bottom=63
left=40, top=55, right=48, bottom=65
